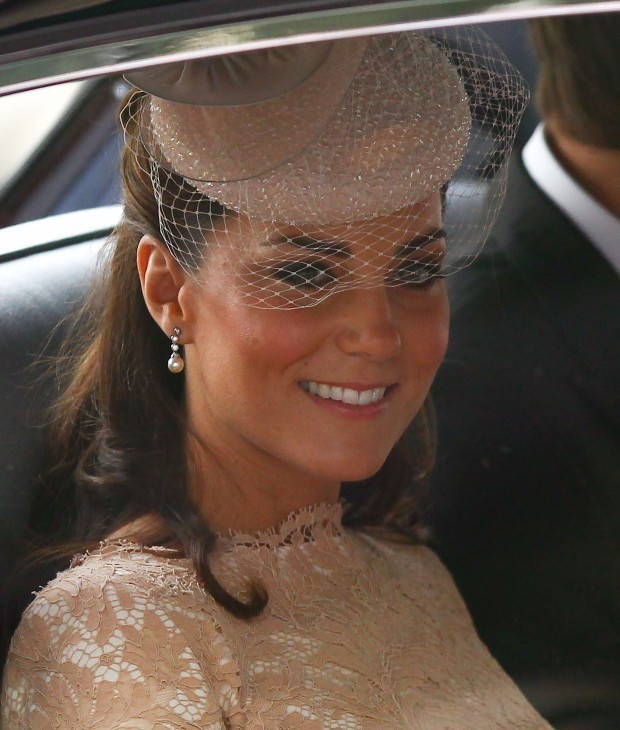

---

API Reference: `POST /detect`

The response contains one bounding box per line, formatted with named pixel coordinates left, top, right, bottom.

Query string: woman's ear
left=137, top=235, right=193, bottom=339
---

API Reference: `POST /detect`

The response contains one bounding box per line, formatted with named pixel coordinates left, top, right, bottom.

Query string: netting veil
left=123, top=27, right=528, bottom=309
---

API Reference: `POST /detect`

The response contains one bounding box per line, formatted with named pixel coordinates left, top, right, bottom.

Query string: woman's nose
left=334, top=286, right=402, bottom=361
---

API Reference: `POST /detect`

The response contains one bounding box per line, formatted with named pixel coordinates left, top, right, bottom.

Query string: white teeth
left=301, top=381, right=387, bottom=405
left=342, top=388, right=359, bottom=405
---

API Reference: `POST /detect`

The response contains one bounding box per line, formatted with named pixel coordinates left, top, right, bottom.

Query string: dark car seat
left=0, top=207, right=119, bottom=668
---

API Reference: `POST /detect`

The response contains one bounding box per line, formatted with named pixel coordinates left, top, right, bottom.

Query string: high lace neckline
left=94, top=502, right=345, bottom=558
left=219, top=501, right=345, bottom=549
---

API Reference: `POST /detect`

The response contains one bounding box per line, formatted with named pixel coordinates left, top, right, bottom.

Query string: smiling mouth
left=299, top=380, right=388, bottom=405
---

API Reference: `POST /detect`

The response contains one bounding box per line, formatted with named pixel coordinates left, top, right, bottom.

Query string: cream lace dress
left=2, top=504, right=550, bottom=728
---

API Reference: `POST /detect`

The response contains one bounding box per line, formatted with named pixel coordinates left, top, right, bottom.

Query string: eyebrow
left=264, top=226, right=446, bottom=258
left=264, top=234, right=350, bottom=258
left=395, top=228, right=447, bottom=257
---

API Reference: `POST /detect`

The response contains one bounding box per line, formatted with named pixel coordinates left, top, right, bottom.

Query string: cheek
left=431, top=321, right=450, bottom=369
left=402, top=292, right=450, bottom=373
left=429, top=304, right=450, bottom=363
left=247, top=316, right=311, bottom=365
left=203, top=298, right=321, bottom=375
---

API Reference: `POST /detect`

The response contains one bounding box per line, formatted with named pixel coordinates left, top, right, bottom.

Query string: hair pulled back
left=32, top=91, right=436, bottom=619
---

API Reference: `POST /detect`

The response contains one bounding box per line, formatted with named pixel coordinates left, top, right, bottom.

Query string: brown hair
left=529, top=13, right=620, bottom=148
left=30, top=91, right=437, bottom=619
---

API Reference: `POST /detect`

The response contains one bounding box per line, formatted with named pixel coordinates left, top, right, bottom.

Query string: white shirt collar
left=522, top=123, right=620, bottom=276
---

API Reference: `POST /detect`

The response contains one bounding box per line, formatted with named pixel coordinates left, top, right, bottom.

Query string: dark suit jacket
left=428, top=155, right=620, bottom=726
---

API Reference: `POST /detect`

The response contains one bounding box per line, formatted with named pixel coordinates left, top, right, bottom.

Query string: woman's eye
left=271, top=261, right=336, bottom=290
left=390, top=259, right=444, bottom=288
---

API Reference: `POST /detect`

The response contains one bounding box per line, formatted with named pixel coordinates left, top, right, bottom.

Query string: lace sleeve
left=1, top=557, right=241, bottom=729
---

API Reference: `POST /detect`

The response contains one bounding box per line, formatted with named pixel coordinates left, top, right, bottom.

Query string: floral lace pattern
left=2, top=504, right=550, bottom=728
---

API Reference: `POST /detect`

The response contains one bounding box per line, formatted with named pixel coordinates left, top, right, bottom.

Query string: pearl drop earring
left=168, top=327, right=185, bottom=373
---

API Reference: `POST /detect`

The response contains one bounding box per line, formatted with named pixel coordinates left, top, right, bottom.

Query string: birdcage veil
left=123, top=26, right=528, bottom=309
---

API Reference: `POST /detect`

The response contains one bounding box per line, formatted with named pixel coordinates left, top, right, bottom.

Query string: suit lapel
left=493, top=156, right=620, bottom=429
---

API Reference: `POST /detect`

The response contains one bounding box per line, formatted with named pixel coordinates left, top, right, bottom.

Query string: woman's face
left=179, top=193, right=449, bottom=495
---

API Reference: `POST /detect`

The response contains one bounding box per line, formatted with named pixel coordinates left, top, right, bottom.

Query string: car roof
left=2, top=0, right=619, bottom=96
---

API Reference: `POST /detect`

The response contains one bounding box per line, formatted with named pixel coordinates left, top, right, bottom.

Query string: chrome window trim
left=1, top=0, right=618, bottom=95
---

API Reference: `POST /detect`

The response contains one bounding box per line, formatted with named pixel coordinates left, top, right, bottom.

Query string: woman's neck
left=186, top=431, right=341, bottom=534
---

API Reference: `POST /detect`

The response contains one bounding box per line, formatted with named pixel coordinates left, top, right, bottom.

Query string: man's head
left=529, top=13, right=620, bottom=149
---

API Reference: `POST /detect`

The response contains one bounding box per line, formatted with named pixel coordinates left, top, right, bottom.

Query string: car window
left=0, top=81, right=84, bottom=195
left=0, top=77, right=126, bottom=230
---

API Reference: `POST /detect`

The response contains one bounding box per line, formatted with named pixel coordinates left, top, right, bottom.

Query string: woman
left=2, top=29, right=548, bottom=727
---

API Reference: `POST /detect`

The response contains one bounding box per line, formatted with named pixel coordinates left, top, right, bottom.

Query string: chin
left=326, top=454, right=390, bottom=485
left=296, top=437, right=398, bottom=486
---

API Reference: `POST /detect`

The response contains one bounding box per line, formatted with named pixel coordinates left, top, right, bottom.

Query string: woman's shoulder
left=355, top=532, right=473, bottom=621
left=37, top=540, right=197, bottom=602
left=355, top=529, right=449, bottom=573
left=7, top=542, right=232, bottom=690
left=4, top=544, right=240, bottom=728
left=15, top=541, right=207, bottom=650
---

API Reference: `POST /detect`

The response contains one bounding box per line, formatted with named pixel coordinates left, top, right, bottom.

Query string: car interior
left=0, top=0, right=617, bottom=727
